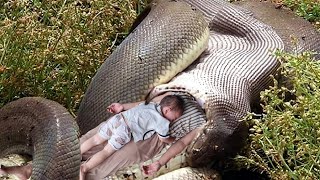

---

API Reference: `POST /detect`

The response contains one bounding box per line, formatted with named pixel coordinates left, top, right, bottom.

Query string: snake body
left=0, top=0, right=319, bottom=179
left=234, top=0, right=320, bottom=60
left=0, top=97, right=80, bottom=179
left=151, top=0, right=284, bottom=166
left=77, top=0, right=209, bottom=134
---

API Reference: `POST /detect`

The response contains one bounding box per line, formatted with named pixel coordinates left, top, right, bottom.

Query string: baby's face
left=163, top=108, right=182, bottom=122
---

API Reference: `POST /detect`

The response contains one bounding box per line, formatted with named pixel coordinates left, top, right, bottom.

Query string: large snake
left=0, top=0, right=319, bottom=179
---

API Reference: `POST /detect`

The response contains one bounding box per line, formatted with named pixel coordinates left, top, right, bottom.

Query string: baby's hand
left=142, top=161, right=161, bottom=176
left=107, top=103, right=124, bottom=114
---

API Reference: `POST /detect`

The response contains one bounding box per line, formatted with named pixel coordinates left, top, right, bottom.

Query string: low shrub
left=283, top=0, right=320, bottom=29
left=246, top=51, right=320, bottom=180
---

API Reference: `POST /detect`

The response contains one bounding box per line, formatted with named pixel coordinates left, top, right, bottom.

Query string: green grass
left=244, top=51, right=320, bottom=180
left=0, top=0, right=149, bottom=114
left=282, top=0, right=320, bottom=29
left=0, top=1, right=319, bottom=179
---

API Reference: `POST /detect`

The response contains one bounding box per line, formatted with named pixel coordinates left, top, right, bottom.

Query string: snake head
left=186, top=106, right=249, bottom=167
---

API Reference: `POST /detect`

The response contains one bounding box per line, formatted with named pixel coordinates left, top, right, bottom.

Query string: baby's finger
left=147, top=170, right=154, bottom=176
left=107, top=107, right=114, bottom=113
left=142, top=166, right=149, bottom=176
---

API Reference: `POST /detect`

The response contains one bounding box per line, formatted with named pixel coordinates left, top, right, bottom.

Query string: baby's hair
left=159, top=95, right=184, bottom=115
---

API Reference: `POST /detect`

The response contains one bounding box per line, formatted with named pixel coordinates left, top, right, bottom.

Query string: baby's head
left=159, top=95, right=184, bottom=122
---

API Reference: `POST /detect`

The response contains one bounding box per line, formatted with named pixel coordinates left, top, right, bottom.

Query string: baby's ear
left=162, top=106, right=170, bottom=114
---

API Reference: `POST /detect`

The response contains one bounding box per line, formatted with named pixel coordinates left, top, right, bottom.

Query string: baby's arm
left=142, top=128, right=199, bottom=176
left=107, top=92, right=172, bottom=113
left=107, top=101, right=143, bottom=113
left=158, top=136, right=176, bottom=144
left=121, top=101, right=143, bottom=110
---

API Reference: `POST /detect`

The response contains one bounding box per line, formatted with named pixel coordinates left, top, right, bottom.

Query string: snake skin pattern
left=234, top=0, right=320, bottom=60
left=0, top=97, right=80, bottom=179
left=115, top=0, right=319, bottom=177
left=153, top=167, right=221, bottom=180
left=76, top=0, right=209, bottom=134
left=0, top=0, right=319, bottom=179
left=153, top=0, right=284, bottom=166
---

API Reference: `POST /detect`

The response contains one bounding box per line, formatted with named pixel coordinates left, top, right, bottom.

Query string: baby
left=79, top=95, right=184, bottom=180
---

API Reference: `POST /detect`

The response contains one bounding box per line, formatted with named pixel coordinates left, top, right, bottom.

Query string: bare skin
left=0, top=127, right=197, bottom=179
left=79, top=97, right=182, bottom=180
left=0, top=164, right=32, bottom=180
left=142, top=128, right=200, bottom=176
left=0, top=92, right=185, bottom=179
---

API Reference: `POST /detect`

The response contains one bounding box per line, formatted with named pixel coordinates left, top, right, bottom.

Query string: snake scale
left=0, top=0, right=319, bottom=179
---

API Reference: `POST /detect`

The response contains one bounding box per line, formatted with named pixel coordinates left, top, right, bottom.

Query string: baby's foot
left=0, top=164, right=31, bottom=180
left=0, top=165, right=8, bottom=176
left=17, top=164, right=32, bottom=180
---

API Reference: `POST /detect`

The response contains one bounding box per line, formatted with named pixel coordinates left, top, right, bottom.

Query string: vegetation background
left=0, top=0, right=319, bottom=179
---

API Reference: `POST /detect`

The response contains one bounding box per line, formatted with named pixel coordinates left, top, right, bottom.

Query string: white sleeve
left=156, top=119, right=170, bottom=139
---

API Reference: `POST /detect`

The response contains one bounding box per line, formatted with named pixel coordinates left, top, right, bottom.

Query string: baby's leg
left=81, top=144, right=116, bottom=178
left=81, top=121, right=112, bottom=155
left=80, top=133, right=106, bottom=155
left=80, top=123, right=106, bottom=160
